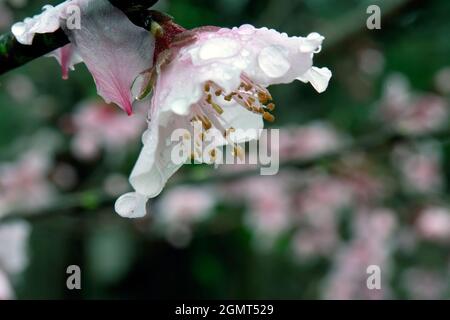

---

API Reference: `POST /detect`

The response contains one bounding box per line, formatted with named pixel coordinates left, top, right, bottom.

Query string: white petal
left=114, top=192, right=147, bottom=218
left=297, top=67, right=332, bottom=93
left=198, top=37, right=241, bottom=60
left=130, top=115, right=185, bottom=198
left=299, top=32, right=324, bottom=53
left=11, top=3, right=70, bottom=45
left=219, top=101, right=264, bottom=142
left=258, top=45, right=291, bottom=78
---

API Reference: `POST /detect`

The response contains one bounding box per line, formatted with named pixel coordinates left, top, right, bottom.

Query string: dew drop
left=258, top=45, right=291, bottom=78
left=199, top=38, right=240, bottom=60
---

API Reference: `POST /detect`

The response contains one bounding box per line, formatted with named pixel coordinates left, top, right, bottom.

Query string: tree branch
left=0, top=0, right=159, bottom=75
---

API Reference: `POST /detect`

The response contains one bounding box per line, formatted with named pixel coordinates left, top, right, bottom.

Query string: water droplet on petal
left=238, top=24, right=256, bottom=35
left=199, top=38, right=240, bottom=60
left=241, top=49, right=250, bottom=57
left=131, top=71, right=153, bottom=101
left=258, top=45, right=291, bottom=78
left=171, top=99, right=190, bottom=115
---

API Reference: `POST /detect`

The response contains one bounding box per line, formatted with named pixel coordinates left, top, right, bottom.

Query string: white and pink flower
left=11, top=1, right=331, bottom=218
left=116, top=24, right=331, bottom=218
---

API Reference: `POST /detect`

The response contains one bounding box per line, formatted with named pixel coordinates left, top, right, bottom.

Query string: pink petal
left=46, top=44, right=82, bottom=80
left=64, top=0, right=154, bottom=114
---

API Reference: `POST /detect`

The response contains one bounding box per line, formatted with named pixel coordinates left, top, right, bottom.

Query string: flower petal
left=11, top=3, right=69, bottom=45
left=114, top=192, right=147, bottom=218
left=45, top=44, right=83, bottom=79
left=129, top=113, right=186, bottom=198
left=297, top=67, right=332, bottom=93
left=63, top=0, right=154, bottom=114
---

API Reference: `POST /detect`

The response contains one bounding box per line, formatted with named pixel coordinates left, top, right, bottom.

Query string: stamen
left=258, top=92, right=270, bottom=104
left=247, top=96, right=256, bottom=104
left=224, top=93, right=235, bottom=101
left=199, top=115, right=212, bottom=130
left=252, top=106, right=264, bottom=114
left=196, top=75, right=278, bottom=137
left=211, top=102, right=224, bottom=114
left=263, top=112, right=275, bottom=122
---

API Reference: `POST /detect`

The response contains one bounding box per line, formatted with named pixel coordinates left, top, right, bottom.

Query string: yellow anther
left=258, top=92, right=270, bottom=104
left=150, top=21, right=164, bottom=38
left=224, top=93, right=235, bottom=101
left=199, top=115, right=212, bottom=130
left=211, top=102, right=224, bottom=114
left=266, top=103, right=275, bottom=111
left=263, top=112, right=275, bottom=122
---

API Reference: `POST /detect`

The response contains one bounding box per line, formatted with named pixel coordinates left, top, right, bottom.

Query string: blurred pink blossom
left=273, top=122, right=343, bottom=161
left=415, top=207, right=450, bottom=242
left=0, top=151, right=55, bottom=217
left=156, top=186, right=216, bottom=247
left=243, top=176, right=292, bottom=242
left=293, top=226, right=337, bottom=259
left=377, top=74, right=448, bottom=135
left=392, top=142, right=443, bottom=194
left=70, top=99, right=146, bottom=160
left=323, top=208, right=396, bottom=299
left=295, top=175, right=352, bottom=221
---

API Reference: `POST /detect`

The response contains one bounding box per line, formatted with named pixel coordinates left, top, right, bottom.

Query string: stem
left=0, top=0, right=159, bottom=75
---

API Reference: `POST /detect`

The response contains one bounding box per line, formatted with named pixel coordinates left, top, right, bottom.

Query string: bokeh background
left=1, top=0, right=450, bottom=299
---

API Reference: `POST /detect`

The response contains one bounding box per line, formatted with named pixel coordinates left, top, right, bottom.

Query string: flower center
left=188, top=74, right=276, bottom=161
